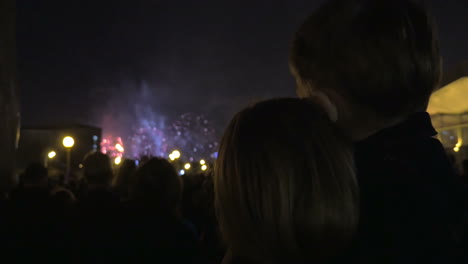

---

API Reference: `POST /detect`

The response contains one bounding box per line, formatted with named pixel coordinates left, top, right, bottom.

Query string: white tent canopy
left=427, top=77, right=468, bottom=115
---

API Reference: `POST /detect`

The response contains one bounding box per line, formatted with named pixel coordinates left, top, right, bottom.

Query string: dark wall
left=0, top=0, right=19, bottom=193
left=17, top=126, right=102, bottom=171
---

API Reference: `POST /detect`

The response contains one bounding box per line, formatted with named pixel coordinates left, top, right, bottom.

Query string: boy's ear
left=294, top=77, right=338, bottom=122
left=310, top=91, right=338, bottom=123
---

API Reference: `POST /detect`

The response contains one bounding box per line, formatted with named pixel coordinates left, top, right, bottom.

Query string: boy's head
left=215, top=98, right=358, bottom=263
left=290, top=0, right=440, bottom=124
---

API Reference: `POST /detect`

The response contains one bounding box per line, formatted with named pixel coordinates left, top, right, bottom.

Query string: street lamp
left=114, top=156, right=122, bottom=165
left=45, top=150, right=56, bottom=168
left=63, top=136, right=75, bottom=148
left=48, top=151, right=57, bottom=159
left=184, top=163, right=191, bottom=170
left=62, top=136, right=75, bottom=184
left=169, top=150, right=181, bottom=161
left=201, top=164, right=208, bottom=171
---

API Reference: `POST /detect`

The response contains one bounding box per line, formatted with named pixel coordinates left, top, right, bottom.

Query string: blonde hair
left=215, top=98, right=358, bottom=263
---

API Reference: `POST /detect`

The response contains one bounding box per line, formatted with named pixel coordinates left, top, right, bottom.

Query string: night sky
left=18, top=0, right=468, bottom=133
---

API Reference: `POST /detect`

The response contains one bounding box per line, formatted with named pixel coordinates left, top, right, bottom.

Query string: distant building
left=17, top=124, right=102, bottom=173
left=428, top=61, right=468, bottom=162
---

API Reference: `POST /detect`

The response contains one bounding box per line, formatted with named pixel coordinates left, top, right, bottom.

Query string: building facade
left=17, top=124, right=102, bottom=174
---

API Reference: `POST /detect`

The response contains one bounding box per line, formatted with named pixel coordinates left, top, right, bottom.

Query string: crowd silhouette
left=1, top=155, right=222, bottom=263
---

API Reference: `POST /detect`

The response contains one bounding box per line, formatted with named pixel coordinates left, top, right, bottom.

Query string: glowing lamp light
left=184, top=163, right=191, bottom=170
left=200, top=159, right=206, bottom=165
left=172, top=150, right=181, bottom=159
left=201, top=164, right=208, bottom=171
left=62, top=136, right=75, bottom=148
left=454, top=140, right=462, bottom=153
left=169, top=150, right=181, bottom=161
left=48, top=151, right=56, bottom=159
left=114, top=156, right=122, bottom=165
left=115, top=143, right=125, bottom=153
left=179, top=169, right=185, bottom=176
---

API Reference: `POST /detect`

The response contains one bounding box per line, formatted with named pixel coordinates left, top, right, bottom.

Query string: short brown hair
left=215, top=98, right=359, bottom=263
left=290, top=0, right=440, bottom=121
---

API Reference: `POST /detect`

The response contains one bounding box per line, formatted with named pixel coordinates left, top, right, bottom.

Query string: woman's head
left=215, top=98, right=358, bottom=263
left=131, top=157, right=182, bottom=213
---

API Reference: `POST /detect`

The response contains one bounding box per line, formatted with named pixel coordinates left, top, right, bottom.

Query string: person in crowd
left=460, top=159, right=468, bottom=186
left=181, top=172, right=206, bottom=233
left=80, top=151, right=119, bottom=205
left=130, top=157, right=184, bottom=215
left=113, top=158, right=137, bottom=201
left=10, top=163, right=49, bottom=204
left=215, top=98, right=359, bottom=264
left=71, top=151, right=121, bottom=261
left=289, top=0, right=466, bottom=262
left=5, top=163, right=67, bottom=260
left=115, top=157, right=201, bottom=262
left=50, top=185, right=76, bottom=208
left=199, top=172, right=225, bottom=264
left=447, top=153, right=460, bottom=176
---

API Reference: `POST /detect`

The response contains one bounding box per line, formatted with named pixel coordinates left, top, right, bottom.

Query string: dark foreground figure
left=0, top=157, right=204, bottom=263
left=350, top=113, right=466, bottom=263
left=290, top=0, right=467, bottom=263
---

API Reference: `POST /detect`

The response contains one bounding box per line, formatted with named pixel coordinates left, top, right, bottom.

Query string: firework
left=128, top=123, right=168, bottom=159
left=100, top=135, right=125, bottom=158
left=167, top=113, right=218, bottom=162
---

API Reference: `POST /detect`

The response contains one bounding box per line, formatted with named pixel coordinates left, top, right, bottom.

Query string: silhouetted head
left=113, top=159, right=137, bottom=192
left=82, top=151, right=113, bottom=187
left=131, top=157, right=182, bottom=214
left=21, top=163, right=48, bottom=188
left=215, top=98, right=358, bottom=263
left=290, top=0, right=440, bottom=138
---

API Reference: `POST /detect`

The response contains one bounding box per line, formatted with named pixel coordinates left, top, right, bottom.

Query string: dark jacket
left=347, top=112, right=466, bottom=263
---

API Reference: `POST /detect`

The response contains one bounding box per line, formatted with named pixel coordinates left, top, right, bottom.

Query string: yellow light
left=169, top=154, right=175, bottom=161
left=201, top=164, right=208, bottom=171
left=114, top=156, right=122, bottom=165
left=48, top=151, right=56, bottom=159
left=115, top=143, right=124, bottom=153
left=454, top=139, right=463, bottom=153
left=79, top=164, right=83, bottom=169
left=184, top=163, right=191, bottom=170
left=62, top=136, right=75, bottom=148
left=200, top=159, right=206, bottom=165
left=171, top=150, right=181, bottom=159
